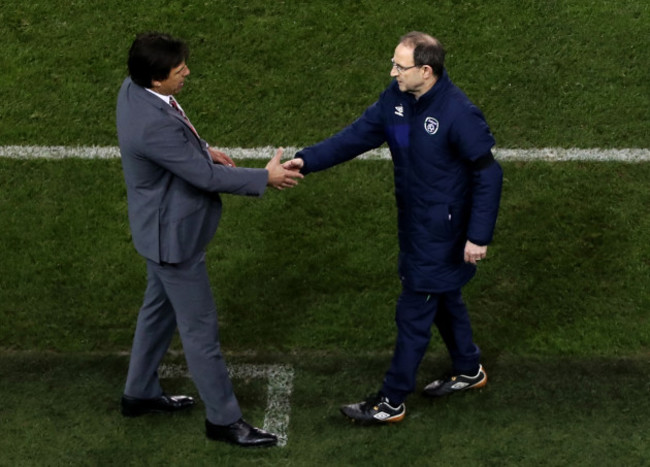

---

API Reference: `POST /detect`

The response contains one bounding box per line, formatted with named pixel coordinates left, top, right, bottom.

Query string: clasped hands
left=266, top=148, right=304, bottom=190
left=210, top=146, right=304, bottom=191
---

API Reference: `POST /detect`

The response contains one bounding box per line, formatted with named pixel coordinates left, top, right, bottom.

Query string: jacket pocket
left=424, top=203, right=454, bottom=241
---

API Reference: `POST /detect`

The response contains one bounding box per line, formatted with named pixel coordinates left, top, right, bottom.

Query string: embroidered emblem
left=424, top=117, right=439, bottom=135
left=394, top=105, right=404, bottom=117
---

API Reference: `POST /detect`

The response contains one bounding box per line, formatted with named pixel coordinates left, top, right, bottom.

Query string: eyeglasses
left=391, top=58, right=419, bottom=74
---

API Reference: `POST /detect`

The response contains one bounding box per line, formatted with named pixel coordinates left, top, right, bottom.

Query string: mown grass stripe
left=0, top=145, right=649, bottom=161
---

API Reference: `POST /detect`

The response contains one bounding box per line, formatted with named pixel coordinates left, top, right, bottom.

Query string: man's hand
left=282, top=158, right=304, bottom=171
left=208, top=147, right=236, bottom=167
left=266, top=148, right=304, bottom=190
left=464, top=240, right=488, bottom=265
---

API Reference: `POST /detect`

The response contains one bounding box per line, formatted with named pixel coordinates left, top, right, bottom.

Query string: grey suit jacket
left=116, top=77, right=268, bottom=264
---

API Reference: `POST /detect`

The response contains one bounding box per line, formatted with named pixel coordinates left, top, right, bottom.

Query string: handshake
left=208, top=146, right=305, bottom=190
left=265, top=147, right=305, bottom=190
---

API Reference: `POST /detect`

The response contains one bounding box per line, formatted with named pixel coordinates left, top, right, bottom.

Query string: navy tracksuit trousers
left=381, top=287, right=481, bottom=405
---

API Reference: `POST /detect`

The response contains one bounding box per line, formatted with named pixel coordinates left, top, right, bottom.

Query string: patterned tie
left=169, top=96, right=199, bottom=137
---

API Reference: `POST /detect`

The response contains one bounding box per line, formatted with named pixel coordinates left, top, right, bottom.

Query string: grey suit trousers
left=124, top=250, right=242, bottom=425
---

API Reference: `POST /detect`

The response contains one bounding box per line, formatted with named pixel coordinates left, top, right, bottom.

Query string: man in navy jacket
left=285, top=32, right=502, bottom=424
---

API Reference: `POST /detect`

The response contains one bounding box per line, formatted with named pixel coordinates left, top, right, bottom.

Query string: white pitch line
left=494, top=147, right=650, bottom=162
left=159, top=363, right=294, bottom=447
left=0, top=145, right=649, bottom=162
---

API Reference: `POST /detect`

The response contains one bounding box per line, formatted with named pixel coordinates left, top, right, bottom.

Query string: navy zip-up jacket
left=297, top=70, right=503, bottom=292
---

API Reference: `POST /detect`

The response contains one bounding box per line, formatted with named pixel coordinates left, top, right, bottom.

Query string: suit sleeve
left=296, top=100, right=386, bottom=175
left=140, top=119, right=267, bottom=196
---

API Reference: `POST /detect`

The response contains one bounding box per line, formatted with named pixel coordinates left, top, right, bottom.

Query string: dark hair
left=399, top=31, right=446, bottom=77
left=127, top=32, right=189, bottom=88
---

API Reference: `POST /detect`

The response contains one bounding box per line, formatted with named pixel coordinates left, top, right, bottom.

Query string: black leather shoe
left=206, top=419, right=278, bottom=447
left=121, top=394, right=196, bottom=417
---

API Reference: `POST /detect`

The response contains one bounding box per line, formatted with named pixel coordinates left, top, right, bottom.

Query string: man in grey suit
left=116, top=32, right=301, bottom=448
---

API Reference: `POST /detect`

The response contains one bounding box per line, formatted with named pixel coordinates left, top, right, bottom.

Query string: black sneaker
left=340, top=393, right=405, bottom=424
left=423, top=364, right=488, bottom=397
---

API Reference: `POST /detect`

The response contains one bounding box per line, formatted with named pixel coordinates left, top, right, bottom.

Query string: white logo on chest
left=394, top=105, right=405, bottom=117
left=424, top=117, right=439, bottom=135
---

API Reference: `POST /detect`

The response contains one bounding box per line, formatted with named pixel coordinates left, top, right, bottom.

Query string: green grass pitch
left=0, top=0, right=648, bottom=464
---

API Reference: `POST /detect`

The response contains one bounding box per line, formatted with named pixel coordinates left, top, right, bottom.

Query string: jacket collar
left=390, top=68, right=451, bottom=106
left=128, top=77, right=192, bottom=125
left=415, top=69, right=450, bottom=106
left=126, top=77, right=203, bottom=144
